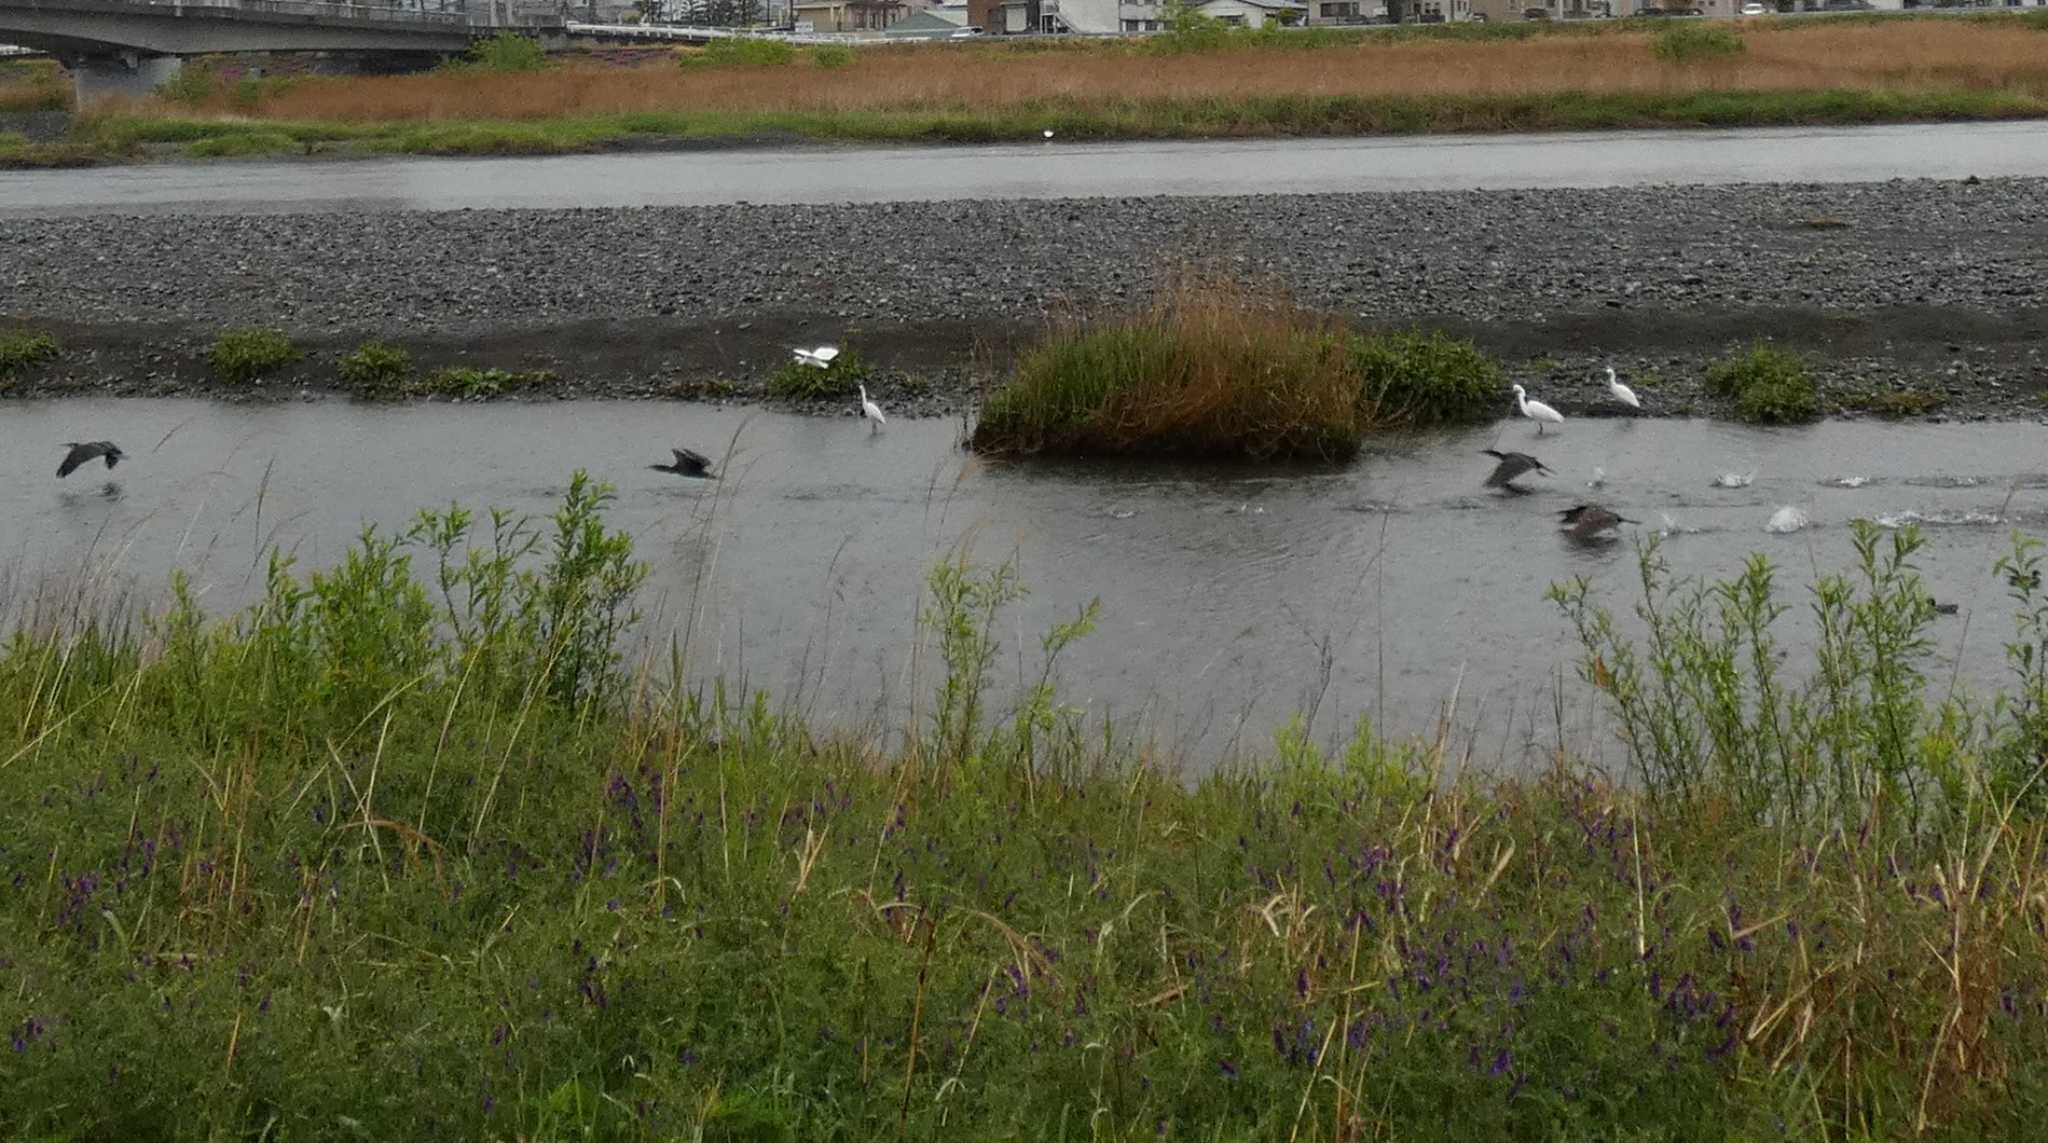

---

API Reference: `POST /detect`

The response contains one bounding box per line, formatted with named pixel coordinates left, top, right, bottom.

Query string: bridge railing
left=139, top=0, right=473, bottom=26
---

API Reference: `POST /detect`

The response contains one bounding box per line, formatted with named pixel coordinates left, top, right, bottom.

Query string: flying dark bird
left=57, top=441, right=124, bottom=479
left=1481, top=449, right=1552, bottom=491
left=649, top=447, right=716, bottom=479
left=1558, top=504, right=1637, bottom=541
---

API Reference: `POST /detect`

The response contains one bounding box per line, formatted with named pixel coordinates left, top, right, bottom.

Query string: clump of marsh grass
left=337, top=340, right=413, bottom=392
left=0, top=329, right=58, bottom=376
left=206, top=327, right=301, bottom=383
left=971, top=284, right=1501, bottom=460
left=765, top=349, right=874, bottom=402
left=1707, top=342, right=1819, bottom=424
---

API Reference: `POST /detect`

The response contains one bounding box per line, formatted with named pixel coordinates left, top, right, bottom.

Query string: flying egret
left=793, top=345, right=840, bottom=370
left=859, top=385, right=886, bottom=432
left=57, top=441, right=123, bottom=479
left=1558, top=504, right=1637, bottom=541
left=1605, top=366, right=1640, bottom=411
left=1512, top=385, right=1564, bottom=434
left=1480, top=449, right=1551, bottom=491
left=649, top=447, right=716, bottom=479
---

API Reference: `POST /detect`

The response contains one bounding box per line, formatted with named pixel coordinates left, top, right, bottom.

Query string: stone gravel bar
left=1, top=177, right=2043, bottom=419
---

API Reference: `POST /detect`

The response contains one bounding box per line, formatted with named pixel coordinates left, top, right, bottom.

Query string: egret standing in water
left=1512, top=385, right=1565, bottom=434
left=57, top=441, right=124, bottom=478
left=649, top=447, right=716, bottom=479
left=859, top=385, right=886, bottom=432
left=1605, top=366, right=1640, bottom=411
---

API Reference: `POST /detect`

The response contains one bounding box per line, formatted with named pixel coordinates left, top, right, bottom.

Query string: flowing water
left=0, top=122, right=2042, bottom=216
left=5, top=397, right=2042, bottom=769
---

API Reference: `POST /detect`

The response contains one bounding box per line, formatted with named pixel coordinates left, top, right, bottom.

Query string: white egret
left=1512, top=385, right=1564, bottom=434
left=1043, top=129, right=1055, bottom=139
left=57, top=441, right=124, bottom=478
left=793, top=345, right=840, bottom=370
left=859, top=384, right=886, bottom=432
left=1587, top=466, right=1606, bottom=489
left=1605, top=366, right=1640, bottom=410
left=649, top=447, right=716, bottom=479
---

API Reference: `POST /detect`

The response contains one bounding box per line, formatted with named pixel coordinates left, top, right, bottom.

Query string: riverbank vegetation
left=3, top=477, right=2047, bottom=1139
left=972, top=286, right=1499, bottom=459
left=206, top=327, right=302, bottom=384
left=1707, top=342, right=1820, bottom=424
left=5, top=13, right=2043, bottom=166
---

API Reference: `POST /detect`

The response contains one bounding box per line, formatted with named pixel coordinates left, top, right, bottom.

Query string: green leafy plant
left=1707, top=342, right=1818, bottom=424
left=338, top=341, right=413, bottom=391
left=685, top=38, right=798, bottom=69
left=0, top=330, right=58, bottom=375
left=810, top=44, right=856, bottom=70
left=467, top=32, right=547, bottom=73
left=207, top=327, right=301, bottom=383
left=765, top=350, right=874, bottom=401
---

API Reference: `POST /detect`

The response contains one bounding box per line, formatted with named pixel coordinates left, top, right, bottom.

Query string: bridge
left=0, top=0, right=497, bottom=100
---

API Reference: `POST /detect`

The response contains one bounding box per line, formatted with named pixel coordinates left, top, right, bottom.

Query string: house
left=1307, top=0, right=1386, bottom=22
left=793, top=0, right=905, bottom=27
left=1193, top=0, right=1306, bottom=24
left=882, top=7, right=969, bottom=31
left=967, top=0, right=1039, bottom=31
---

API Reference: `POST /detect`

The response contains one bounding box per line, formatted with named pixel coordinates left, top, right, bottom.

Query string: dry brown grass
left=175, top=22, right=2048, bottom=124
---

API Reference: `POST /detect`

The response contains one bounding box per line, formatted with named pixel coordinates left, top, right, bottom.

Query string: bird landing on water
left=650, top=447, right=716, bottom=479
left=1558, top=504, right=1637, bottom=542
left=1480, top=449, right=1551, bottom=493
left=57, top=441, right=124, bottom=479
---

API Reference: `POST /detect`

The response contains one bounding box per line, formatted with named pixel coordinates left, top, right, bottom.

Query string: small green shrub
left=810, top=44, right=856, bottom=70
left=207, top=327, right=301, bottom=383
left=338, top=341, right=413, bottom=391
left=686, top=38, right=798, bottom=69
left=1708, top=343, right=1817, bottom=424
left=0, top=330, right=59, bottom=375
left=417, top=366, right=556, bottom=399
left=1650, top=22, right=1746, bottom=64
left=766, top=351, right=873, bottom=401
left=468, top=32, right=547, bottom=73
left=1350, top=330, right=1503, bottom=426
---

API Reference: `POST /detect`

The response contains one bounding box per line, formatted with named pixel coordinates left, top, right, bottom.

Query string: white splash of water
left=1712, top=471, right=1756, bottom=489
left=1766, top=506, right=1811, bottom=534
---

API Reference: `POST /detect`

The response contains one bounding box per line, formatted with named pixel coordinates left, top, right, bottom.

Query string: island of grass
left=10, top=12, right=2048, bottom=167
left=971, top=288, right=1501, bottom=460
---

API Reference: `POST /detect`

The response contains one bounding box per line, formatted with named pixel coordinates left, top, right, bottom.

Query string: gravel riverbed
left=2, top=177, right=2043, bottom=420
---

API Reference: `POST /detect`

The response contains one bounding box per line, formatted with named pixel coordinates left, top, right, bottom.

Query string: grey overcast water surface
left=3, top=400, right=2039, bottom=769
left=0, top=122, right=2042, bottom=216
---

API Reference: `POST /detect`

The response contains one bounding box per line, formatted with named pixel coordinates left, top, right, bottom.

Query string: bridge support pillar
left=67, top=52, right=182, bottom=109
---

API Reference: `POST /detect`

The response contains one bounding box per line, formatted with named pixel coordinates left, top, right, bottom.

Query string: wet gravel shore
left=1, top=177, right=2043, bottom=420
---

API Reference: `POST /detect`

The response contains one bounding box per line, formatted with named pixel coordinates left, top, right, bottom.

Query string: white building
left=1192, top=0, right=1307, bottom=23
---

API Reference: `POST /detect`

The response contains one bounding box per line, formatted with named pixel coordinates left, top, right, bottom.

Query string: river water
left=0, top=121, right=2041, bottom=216
left=3, top=398, right=2039, bottom=768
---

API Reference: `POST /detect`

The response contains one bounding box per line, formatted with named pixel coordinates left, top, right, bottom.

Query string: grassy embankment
left=4, top=465, right=2048, bottom=1138
left=7, top=12, right=2048, bottom=164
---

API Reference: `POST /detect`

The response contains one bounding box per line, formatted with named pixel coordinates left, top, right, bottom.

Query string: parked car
left=1739, top=2, right=1766, bottom=13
